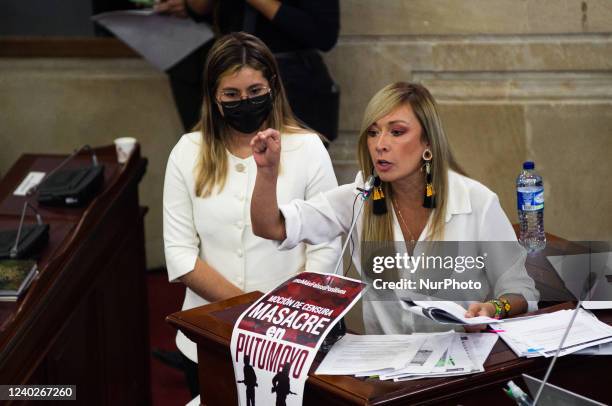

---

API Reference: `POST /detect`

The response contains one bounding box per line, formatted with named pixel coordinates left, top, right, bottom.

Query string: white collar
left=354, top=170, right=473, bottom=223
left=444, top=170, right=472, bottom=223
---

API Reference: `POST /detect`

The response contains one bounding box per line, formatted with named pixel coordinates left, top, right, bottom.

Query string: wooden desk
left=169, top=295, right=612, bottom=406
left=0, top=146, right=150, bottom=405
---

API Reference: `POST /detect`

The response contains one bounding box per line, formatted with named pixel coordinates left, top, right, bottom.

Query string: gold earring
left=422, top=149, right=435, bottom=208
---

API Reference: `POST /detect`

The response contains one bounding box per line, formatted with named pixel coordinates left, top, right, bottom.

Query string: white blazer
left=163, top=131, right=342, bottom=361
left=279, top=170, right=540, bottom=334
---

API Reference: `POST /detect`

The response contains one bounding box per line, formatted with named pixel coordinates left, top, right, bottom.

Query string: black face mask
left=219, top=93, right=273, bottom=134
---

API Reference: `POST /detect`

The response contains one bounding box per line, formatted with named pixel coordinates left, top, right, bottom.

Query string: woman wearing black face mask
left=217, top=84, right=274, bottom=135
left=162, top=32, right=341, bottom=400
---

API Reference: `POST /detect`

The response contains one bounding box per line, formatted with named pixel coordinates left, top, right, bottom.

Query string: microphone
left=0, top=145, right=99, bottom=259
left=0, top=200, right=49, bottom=260
left=531, top=271, right=599, bottom=405
left=27, top=145, right=99, bottom=196
left=363, top=175, right=376, bottom=195
left=321, top=173, right=378, bottom=352
left=10, top=201, right=44, bottom=258
left=355, top=174, right=376, bottom=199
left=331, top=174, right=376, bottom=275
left=35, top=145, right=105, bottom=207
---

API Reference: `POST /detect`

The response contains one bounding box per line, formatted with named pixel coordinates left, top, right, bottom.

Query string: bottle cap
left=523, top=161, right=534, bottom=170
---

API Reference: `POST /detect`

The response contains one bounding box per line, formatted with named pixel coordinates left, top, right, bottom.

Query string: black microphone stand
left=320, top=176, right=376, bottom=352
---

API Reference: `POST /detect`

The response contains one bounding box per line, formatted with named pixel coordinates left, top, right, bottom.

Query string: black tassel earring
left=422, top=149, right=436, bottom=208
left=372, top=175, right=388, bottom=215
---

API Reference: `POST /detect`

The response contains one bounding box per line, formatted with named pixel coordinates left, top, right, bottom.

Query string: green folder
left=0, top=259, right=38, bottom=300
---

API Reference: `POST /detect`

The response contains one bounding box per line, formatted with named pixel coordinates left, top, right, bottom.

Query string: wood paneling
left=0, top=37, right=139, bottom=58
left=0, top=146, right=150, bottom=405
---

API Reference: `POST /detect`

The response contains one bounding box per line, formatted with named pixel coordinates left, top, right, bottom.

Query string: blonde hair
left=357, top=82, right=465, bottom=242
left=193, top=32, right=303, bottom=197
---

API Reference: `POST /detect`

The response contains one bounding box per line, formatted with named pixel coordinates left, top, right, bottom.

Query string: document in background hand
left=491, top=308, right=612, bottom=358
left=401, top=300, right=500, bottom=325
left=315, top=332, right=498, bottom=382
left=91, top=10, right=214, bottom=71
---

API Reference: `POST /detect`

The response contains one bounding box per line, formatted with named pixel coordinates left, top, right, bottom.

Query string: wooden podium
left=169, top=297, right=612, bottom=405
left=168, top=237, right=612, bottom=405
left=0, top=146, right=150, bottom=404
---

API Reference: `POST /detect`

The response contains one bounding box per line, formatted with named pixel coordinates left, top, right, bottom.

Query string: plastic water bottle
left=517, top=161, right=546, bottom=253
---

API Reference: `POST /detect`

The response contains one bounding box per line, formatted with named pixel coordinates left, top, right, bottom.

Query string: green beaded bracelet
left=487, top=299, right=503, bottom=319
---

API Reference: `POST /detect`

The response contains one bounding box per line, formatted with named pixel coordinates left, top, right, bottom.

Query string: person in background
left=155, top=0, right=340, bottom=143
left=249, top=82, right=539, bottom=334
left=163, top=32, right=341, bottom=397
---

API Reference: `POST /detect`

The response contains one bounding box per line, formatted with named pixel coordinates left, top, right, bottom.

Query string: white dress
left=163, top=131, right=342, bottom=361
left=278, top=170, right=540, bottom=334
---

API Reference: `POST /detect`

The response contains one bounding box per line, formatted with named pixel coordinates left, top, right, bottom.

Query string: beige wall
left=0, top=59, right=183, bottom=269
left=1, top=1, right=611, bottom=271
left=327, top=0, right=612, bottom=333
left=326, top=0, right=612, bottom=242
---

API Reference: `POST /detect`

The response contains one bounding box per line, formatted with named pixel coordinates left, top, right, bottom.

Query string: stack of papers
left=490, top=308, right=612, bottom=358
left=315, top=332, right=498, bottom=382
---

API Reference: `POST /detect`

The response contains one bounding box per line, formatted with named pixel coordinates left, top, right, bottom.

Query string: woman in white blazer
left=249, top=82, right=539, bottom=334
left=162, top=32, right=341, bottom=396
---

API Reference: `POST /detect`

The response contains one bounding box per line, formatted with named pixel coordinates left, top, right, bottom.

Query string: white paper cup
left=114, top=137, right=137, bottom=164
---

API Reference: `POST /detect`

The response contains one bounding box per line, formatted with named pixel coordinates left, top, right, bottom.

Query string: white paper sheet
left=379, top=332, right=454, bottom=379
left=392, top=332, right=498, bottom=381
left=466, top=332, right=499, bottom=366
left=492, top=308, right=612, bottom=358
left=13, top=171, right=45, bottom=196
left=315, top=334, right=426, bottom=375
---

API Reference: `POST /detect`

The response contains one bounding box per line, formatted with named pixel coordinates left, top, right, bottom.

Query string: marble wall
left=328, top=0, right=612, bottom=333
left=326, top=0, right=612, bottom=241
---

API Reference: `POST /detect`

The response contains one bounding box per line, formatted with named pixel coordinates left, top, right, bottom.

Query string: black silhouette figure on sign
left=271, top=362, right=297, bottom=406
left=237, top=355, right=258, bottom=406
